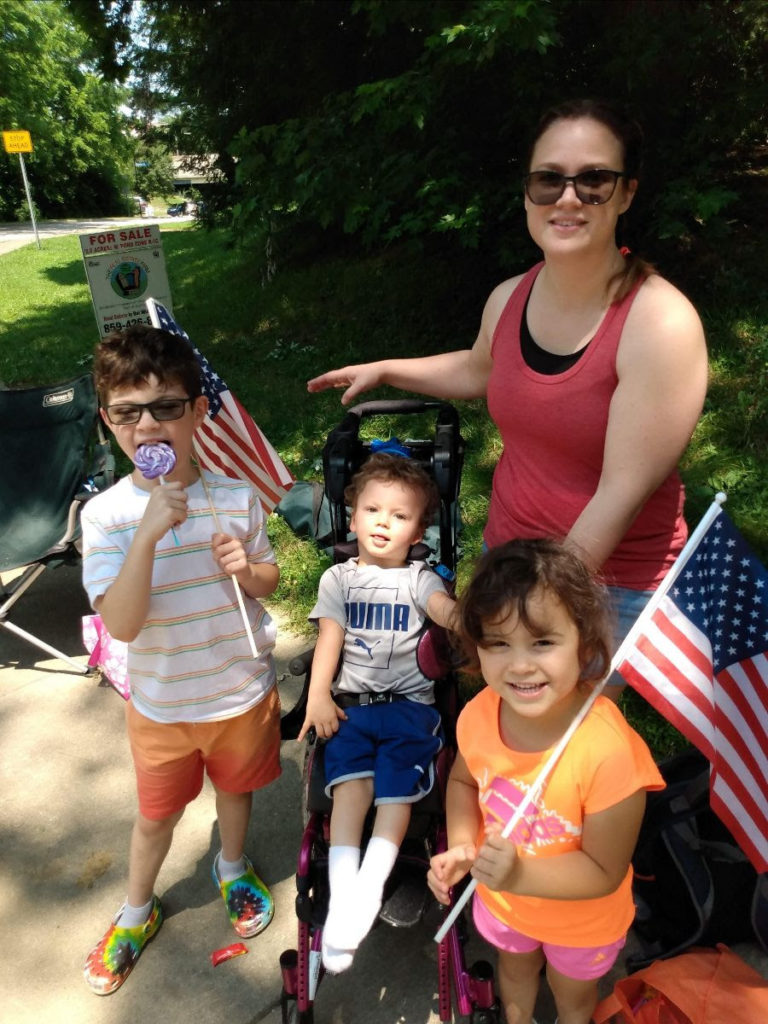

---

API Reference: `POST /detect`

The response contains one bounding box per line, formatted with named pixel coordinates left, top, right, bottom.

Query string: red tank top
left=485, top=263, right=687, bottom=589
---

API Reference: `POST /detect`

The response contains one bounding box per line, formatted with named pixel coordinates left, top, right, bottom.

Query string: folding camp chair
left=0, top=373, right=114, bottom=673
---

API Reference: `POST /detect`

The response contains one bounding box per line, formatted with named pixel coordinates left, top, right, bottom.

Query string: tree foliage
left=0, top=0, right=133, bottom=220
left=69, top=0, right=768, bottom=280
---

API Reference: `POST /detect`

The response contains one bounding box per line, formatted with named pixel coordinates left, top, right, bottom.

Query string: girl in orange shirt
left=428, top=539, right=664, bottom=1024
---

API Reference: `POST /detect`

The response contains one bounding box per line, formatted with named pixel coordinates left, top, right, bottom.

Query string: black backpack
left=629, top=747, right=768, bottom=971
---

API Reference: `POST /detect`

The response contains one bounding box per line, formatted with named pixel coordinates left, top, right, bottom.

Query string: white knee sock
left=347, top=836, right=399, bottom=945
left=322, top=845, right=361, bottom=973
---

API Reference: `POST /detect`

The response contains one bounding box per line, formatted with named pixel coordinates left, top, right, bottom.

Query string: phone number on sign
left=102, top=316, right=151, bottom=334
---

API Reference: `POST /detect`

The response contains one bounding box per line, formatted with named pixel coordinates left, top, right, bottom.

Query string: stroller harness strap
left=334, top=692, right=413, bottom=708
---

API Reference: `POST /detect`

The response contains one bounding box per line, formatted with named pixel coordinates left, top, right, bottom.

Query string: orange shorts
left=126, top=688, right=282, bottom=820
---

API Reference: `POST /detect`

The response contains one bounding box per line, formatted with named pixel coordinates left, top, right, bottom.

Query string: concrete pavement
left=3, top=563, right=768, bottom=1023
left=0, top=563, right=483, bottom=1024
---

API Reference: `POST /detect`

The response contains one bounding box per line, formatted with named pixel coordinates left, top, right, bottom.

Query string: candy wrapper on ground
left=210, top=942, right=248, bottom=966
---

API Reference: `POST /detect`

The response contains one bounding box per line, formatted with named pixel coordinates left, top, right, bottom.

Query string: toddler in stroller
left=279, top=401, right=506, bottom=1021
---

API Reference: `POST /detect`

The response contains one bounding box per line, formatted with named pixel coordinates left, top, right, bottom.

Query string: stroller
left=278, top=399, right=503, bottom=1023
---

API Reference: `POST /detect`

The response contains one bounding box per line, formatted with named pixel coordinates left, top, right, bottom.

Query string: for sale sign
left=80, top=224, right=174, bottom=338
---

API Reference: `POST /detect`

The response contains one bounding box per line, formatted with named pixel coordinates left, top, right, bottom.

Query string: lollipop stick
left=196, top=465, right=259, bottom=658
left=158, top=475, right=181, bottom=547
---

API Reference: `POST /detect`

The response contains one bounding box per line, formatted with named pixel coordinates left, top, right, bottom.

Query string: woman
left=308, top=99, right=708, bottom=696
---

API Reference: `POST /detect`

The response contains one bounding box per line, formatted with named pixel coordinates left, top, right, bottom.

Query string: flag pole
left=145, top=298, right=259, bottom=659
left=195, top=450, right=260, bottom=659
left=433, top=492, right=728, bottom=944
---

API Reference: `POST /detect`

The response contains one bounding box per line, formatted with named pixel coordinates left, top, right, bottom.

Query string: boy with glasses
left=81, top=325, right=282, bottom=994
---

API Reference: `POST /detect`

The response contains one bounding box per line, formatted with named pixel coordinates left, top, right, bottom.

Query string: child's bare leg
left=127, top=808, right=183, bottom=907
left=329, top=777, right=374, bottom=845
left=497, top=948, right=545, bottom=1024
left=214, top=786, right=252, bottom=860
left=546, top=964, right=598, bottom=1024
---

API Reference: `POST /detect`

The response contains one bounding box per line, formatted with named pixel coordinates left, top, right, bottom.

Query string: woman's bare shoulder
left=629, top=272, right=703, bottom=328
left=480, top=271, right=529, bottom=332
left=619, top=271, right=707, bottom=372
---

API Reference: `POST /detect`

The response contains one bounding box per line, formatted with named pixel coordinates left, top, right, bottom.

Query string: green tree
left=0, top=0, right=133, bottom=220
left=69, top=0, right=768, bottom=281
left=133, top=138, right=175, bottom=200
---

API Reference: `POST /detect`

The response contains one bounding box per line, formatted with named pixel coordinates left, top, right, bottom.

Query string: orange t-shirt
left=458, top=687, right=665, bottom=946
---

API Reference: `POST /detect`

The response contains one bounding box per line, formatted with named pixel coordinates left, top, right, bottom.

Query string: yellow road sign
left=3, top=130, right=33, bottom=153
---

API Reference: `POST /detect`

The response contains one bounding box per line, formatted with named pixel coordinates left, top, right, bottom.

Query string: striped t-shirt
left=82, top=470, right=277, bottom=723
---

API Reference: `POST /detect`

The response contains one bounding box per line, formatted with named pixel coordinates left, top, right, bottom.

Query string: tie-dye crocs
left=212, top=853, right=274, bottom=938
left=83, top=895, right=163, bottom=995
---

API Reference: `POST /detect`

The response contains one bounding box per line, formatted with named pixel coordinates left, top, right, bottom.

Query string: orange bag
left=592, top=944, right=768, bottom=1024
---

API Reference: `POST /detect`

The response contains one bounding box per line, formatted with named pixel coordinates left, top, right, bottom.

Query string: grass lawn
left=2, top=219, right=766, bottom=758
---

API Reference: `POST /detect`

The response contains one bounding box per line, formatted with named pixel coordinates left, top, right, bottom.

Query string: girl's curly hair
left=457, top=538, right=612, bottom=685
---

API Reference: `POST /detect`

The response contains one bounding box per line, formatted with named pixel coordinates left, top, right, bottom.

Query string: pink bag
left=81, top=614, right=130, bottom=700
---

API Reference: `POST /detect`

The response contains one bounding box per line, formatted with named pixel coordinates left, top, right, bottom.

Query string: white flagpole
left=433, top=492, right=728, bottom=944
left=194, top=446, right=260, bottom=659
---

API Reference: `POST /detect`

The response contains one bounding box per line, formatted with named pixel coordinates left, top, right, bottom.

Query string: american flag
left=146, top=298, right=293, bottom=512
left=619, top=506, right=768, bottom=872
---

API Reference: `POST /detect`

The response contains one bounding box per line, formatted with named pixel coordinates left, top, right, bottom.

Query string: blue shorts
left=323, top=700, right=443, bottom=804
left=605, top=586, right=653, bottom=692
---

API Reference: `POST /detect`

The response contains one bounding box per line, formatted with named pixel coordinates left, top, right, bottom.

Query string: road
left=0, top=214, right=191, bottom=256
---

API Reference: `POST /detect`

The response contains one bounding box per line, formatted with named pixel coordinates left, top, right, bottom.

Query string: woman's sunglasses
left=524, top=169, right=627, bottom=206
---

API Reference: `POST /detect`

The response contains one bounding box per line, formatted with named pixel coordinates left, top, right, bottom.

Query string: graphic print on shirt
left=477, top=766, right=580, bottom=854
left=344, top=579, right=409, bottom=671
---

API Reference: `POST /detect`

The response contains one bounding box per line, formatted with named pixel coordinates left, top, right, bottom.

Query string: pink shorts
left=126, top=688, right=281, bottom=820
left=473, top=894, right=625, bottom=981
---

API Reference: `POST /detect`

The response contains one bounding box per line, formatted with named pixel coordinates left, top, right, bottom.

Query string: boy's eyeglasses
left=104, top=397, right=194, bottom=425
left=524, top=169, right=627, bottom=206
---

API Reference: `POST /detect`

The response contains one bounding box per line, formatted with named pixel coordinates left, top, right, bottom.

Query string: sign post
left=79, top=224, right=174, bottom=338
left=2, top=131, right=40, bottom=250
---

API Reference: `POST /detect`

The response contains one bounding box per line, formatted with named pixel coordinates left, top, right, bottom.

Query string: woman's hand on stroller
left=428, top=844, right=477, bottom=905
left=307, top=362, right=384, bottom=406
left=298, top=693, right=348, bottom=742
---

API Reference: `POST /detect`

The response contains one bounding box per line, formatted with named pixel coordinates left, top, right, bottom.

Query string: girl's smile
left=477, top=585, right=585, bottom=727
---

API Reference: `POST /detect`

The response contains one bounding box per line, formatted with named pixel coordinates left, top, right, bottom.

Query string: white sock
left=217, top=852, right=246, bottom=882
left=118, top=897, right=154, bottom=928
left=323, top=845, right=361, bottom=957
left=346, top=836, right=399, bottom=946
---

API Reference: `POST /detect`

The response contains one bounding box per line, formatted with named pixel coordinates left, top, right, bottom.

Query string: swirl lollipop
left=134, top=441, right=176, bottom=481
left=134, top=442, right=180, bottom=545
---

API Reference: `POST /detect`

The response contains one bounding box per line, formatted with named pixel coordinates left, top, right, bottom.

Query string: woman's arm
left=472, top=789, right=646, bottom=900
left=306, top=277, right=520, bottom=405
left=566, top=277, right=708, bottom=571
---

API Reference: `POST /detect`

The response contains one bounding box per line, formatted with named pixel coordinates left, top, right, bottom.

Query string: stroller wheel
left=469, top=1010, right=502, bottom=1024
left=281, top=993, right=314, bottom=1024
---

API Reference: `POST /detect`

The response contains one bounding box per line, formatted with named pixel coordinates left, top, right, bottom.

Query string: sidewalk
left=0, top=563, right=479, bottom=1024
left=3, top=563, right=767, bottom=1023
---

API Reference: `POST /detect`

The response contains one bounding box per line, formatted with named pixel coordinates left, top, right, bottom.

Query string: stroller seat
left=278, top=400, right=502, bottom=1023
